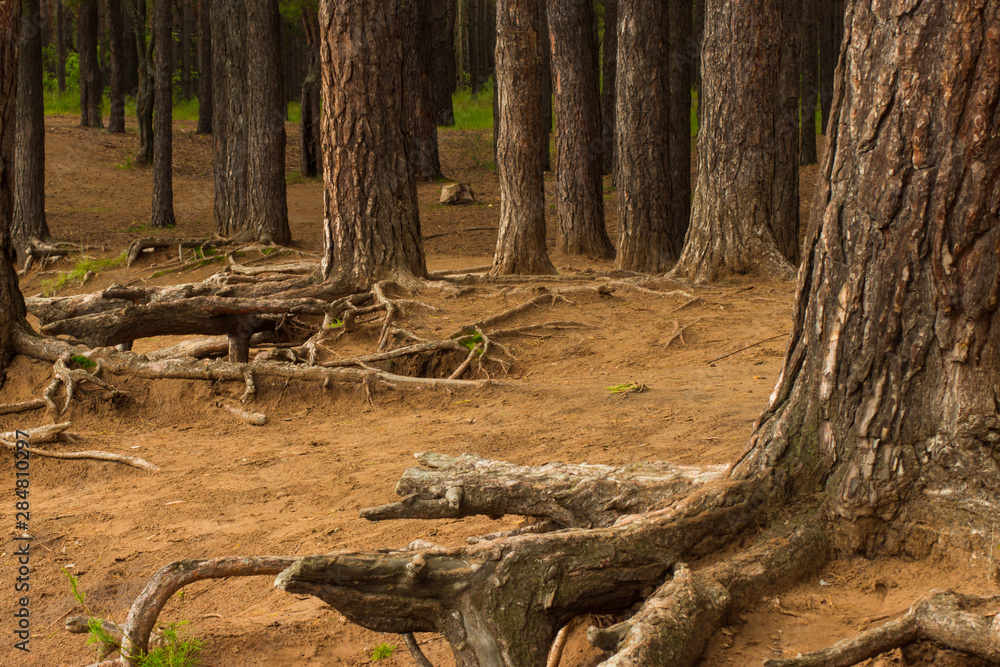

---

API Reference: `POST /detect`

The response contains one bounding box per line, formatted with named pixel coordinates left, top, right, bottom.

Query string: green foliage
left=606, top=382, right=647, bottom=395
left=326, top=318, right=344, bottom=329
left=137, top=622, right=203, bottom=667
left=451, top=79, right=495, bottom=130
left=42, top=253, right=127, bottom=296
left=370, top=643, right=397, bottom=661
left=69, top=355, right=97, bottom=369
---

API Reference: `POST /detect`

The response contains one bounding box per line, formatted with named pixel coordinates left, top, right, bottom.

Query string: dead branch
left=217, top=400, right=267, bottom=426
left=706, top=333, right=788, bottom=364
left=225, top=254, right=316, bottom=276
left=447, top=293, right=573, bottom=339
left=125, top=237, right=236, bottom=268
left=0, top=422, right=159, bottom=472
left=0, top=398, right=46, bottom=415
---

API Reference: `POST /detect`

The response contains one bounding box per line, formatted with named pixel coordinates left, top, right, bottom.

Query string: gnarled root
left=0, top=423, right=160, bottom=472
left=765, top=590, right=1000, bottom=667
left=44, top=353, right=127, bottom=414
left=360, top=452, right=726, bottom=530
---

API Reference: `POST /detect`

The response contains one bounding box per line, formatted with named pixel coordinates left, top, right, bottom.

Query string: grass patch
left=370, top=643, right=397, bottom=661
left=451, top=80, right=495, bottom=130
left=41, top=253, right=127, bottom=296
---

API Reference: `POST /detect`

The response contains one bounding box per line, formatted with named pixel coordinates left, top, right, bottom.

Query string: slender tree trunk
left=180, top=0, right=191, bottom=100
left=56, top=0, right=66, bottom=92
left=431, top=0, right=457, bottom=126
left=108, top=0, right=126, bottom=133
left=672, top=0, right=799, bottom=283
left=196, top=0, right=211, bottom=134
left=467, top=0, right=481, bottom=94
left=212, top=0, right=247, bottom=236
left=13, top=0, right=50, bottom=257
left=600, top=0, right=617, bottom=176
left=0, top=0, right=28, bottom=379
left=244, top=0, right=290, bottom=244
left=122, top=1, right=138, bottom=95
left=614, top=0, right=676, bottom=273
left=406, top=0, right=444, bottom=181
left=734, top=0, right=1000, bottom=553
left=319, top=0, right=427, bottom=288
left=299, top=8, right=321, bottom=177
left=126, top=0, right=154, bottom=164
left=817, top=0, right=837, bottom=133
left=668, top=0, right=693, bottom=252
left=799, top=0, right=818, bottom=164
left=491, top=0, right=556, bottom=276
left=150, top=0, right=175, bottom=228
left=548, top=0, right=613, bottom=259
left=78, top=0, right=101, bottom=128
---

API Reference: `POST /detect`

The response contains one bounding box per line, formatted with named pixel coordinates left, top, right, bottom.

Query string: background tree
left=55, top=0, right=67, bottom=92
left=77, top=0, right=101, bottom=128
left=319, top=0, right=427, bottom=288
left=672, top=0, right=799, bottom=282
left=600, top=0, right=617, bottom=176
left=107, top=0, right=126, bottom=133
left=798, top=0, right=818, bottom=164
left=244, top=0, right=290, bottom=244
left=614, top=0, right=676, bottom=273
left=150, top=0, right=174, bottom=228
left=491, top=0, right=556, bottom=275
left=196, top=0, right=212, bottom=134
left=668, top=0, right=692, bottom=252
left=548, top=0, right=614, bottom=259
left=817, top=0, right=844, bottom=133
left=13, top=0, right=51, bottom=256
left=431, top=0, right=457, bottom=126
left=406, top=0, right=444, bottom=181
left=125, top=0, right=154, bottom=163
left=298, top=4, right=320, bottom=176
left=212, top=0, right=247, bottom=237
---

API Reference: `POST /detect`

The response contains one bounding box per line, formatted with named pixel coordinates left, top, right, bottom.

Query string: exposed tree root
left=124, top=237, right=238, bottom=268
left=44, top=354, right=127, bottom=415
left=765, top=590, right=1000, bottom=667
left=403, top=632, right=436, bottom=667
left=0, top=422, right=159, bottom=472
left=0, top=397, right=46, bottom=414
left=216, top=399, right=267, bottom=426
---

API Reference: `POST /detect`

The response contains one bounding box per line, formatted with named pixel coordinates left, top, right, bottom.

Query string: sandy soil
left=0, top=116, right=993, bottom=667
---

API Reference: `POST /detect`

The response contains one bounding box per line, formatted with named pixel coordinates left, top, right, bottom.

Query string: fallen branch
left=0, top=398, right=46, bottom=415
left=217, top=400, right=267, bottom=426
left=0, top=423, right=160, bottom=472
left=706, top=333, right=788, bottom=365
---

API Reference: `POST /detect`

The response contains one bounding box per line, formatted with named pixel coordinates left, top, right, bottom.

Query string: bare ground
left=0, top=116, right=993, bottom=667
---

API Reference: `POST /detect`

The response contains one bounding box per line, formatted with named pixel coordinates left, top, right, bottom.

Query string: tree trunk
left=299, top=7, right=321, bottom=177
left=0, top=0, right=28, bottom=379
left=13, top=0, right=50, bottom=257
left=548, top=0, right=613, bottom=259
left=196, top=0, right=212, bottom=134
left=491, top=0, right=556, bottom=276
left=107, top=0, right=126, bottom=133
left=817, top=0, right=838, bottom=133
left=693, top=0, right=705, bottom=124
left=150, top=0, right=175, bottom=229
left=122, top=1, right=138, bottom=96
left=78, top=0, right=102, bottom=128
left=668, top=0, right=693, bottom=252
left=180, top=0, right=191, bottom=100
left=613, top=0, right=676, bottom=273
left=672, top=0, right=799, bottom=283
left=406, top=0, right=444, bottom=181
left=539, top=4, right=551, bottom=172
left=733, top=0, right=1000, bottom=554
left=431, top=0, right=457, bottom=126
left=244, top=0, right=290, bottom=245
left=319, top=0, right=427, bottom=289
left=127, top=0, right=154, bottom=164
left=55, top=0, right=66, bottom=93
left=211, top=0, right=247, bottom=237
left=600, top=0, right=616, bottom=176
left=799, top=0, right=818, bottom=165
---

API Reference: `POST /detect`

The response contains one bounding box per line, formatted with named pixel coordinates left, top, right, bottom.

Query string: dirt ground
left=0, top=116, right=993, bottom=667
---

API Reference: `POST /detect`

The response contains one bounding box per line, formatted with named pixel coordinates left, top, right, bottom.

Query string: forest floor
left=1, top=116, right=991, bottom=667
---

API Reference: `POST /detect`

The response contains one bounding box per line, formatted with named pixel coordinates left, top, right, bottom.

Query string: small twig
left=706, top=333, right=788, bottom=364
left=662, top=319, right=699, bottom=351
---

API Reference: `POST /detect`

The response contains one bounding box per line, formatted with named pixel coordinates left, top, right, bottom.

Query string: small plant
left=41, top=253, right=128, bottom=296
left=459, top=331, right=484, bottom=354
left=607, top=382, right=648, bottom=395
left=326, top=318, right=344, bottom=329
left=115, top=154, right=135, bottom=170
left=370, top=642, right=397, bottom=661
left=69, top=355, right=97, bottom=369
left=260, top=247, right=277, bottom=256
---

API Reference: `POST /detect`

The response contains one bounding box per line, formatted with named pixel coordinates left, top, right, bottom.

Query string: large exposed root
left=765, top=590, right=1000, bottom=667
left=43, top=353, right=127, bottom=414
left=1, top=422, right=159, bottom=472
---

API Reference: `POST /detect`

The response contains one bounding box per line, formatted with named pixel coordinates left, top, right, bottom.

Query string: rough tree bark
left=150, top=0, right=175, bottom=229
left=548, top=0, right=614, bottom=259
left=78, top=0, right=102, bottom=128
left=125, top=0, right=154, bottom=164
left=179, top=0, right=191, bottom=100
left=244, top=0, right=290, bottom=244
left=55, top=0, right=66, bottom=92
left=491, top=0, right=556, bottom=276
left=431, top=0, right=457, bottom=126
left=817, top=0, right=839, bottom=133
left=613, top=0, right=676, bottom=273
left=196, top=0, right=212, bottom=134
left=13, top=0, right=50, bottom=256
left=0, top=0, right=27, bottom=379
left=299, top=7, right=321, bottom=177
left=211, top=0, right=247, bottom=237
left=600, top=0, right=616, bottom=176
left=107, top=0, right=126, bottom=133
left=799, top=0, right=819, bottom=165
left=672, top=0, right=799, bottom=283
left=539, top=5, right=551, bottom=173
left=668, top=0, right=692, bottom=252
left=406, top=0, right=444, bottom=181
left=319, top=0, right=428, bottom=289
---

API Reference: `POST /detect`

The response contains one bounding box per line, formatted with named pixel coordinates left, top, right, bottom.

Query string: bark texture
left=799, top=0, right=819, bottom=165
left=548, top=0, right=614, bottom=259
left=668, top=0, right=692, bottom=252
left=126, top=0, right=154, bottom=164
left=614, top=0, right=676, bottom=273
left=491, top=0, right=556, bottom=275
left=600, top=0, right=617, bottom=175
left=319, top=0, right=427, bottom=289
left=78, top=0, right=102, bottom=128
left=406, top=0, right=444, bottom=181
left=299, top=7, right=321, bottom=177
left=732, top=0, right=1000, bottom=554
left=244, top=0, right=290, bottom=244
left=107, top=0, right=126, bottom=133
left=196, top=0, right=212, bottom=134
left=431, top=0, right=457, bottom=126
left=211, top=0, right=247, bottom=237
left=150, top=0, right=175, bottom=229
left=672, top=0, right=800, bottom=283
left=13, top=0, right=50, bottom=255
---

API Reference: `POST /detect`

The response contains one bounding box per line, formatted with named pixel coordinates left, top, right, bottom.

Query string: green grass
left=41, top=253, right=127, bottom=296
left=451, top=80, right=495, bottom=130
left=370, top=643, right=397, bottom=661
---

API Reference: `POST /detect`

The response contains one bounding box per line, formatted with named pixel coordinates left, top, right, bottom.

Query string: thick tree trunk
left=693, top=0, right=705, bottom=123
left=13, top=0, right=50, bottom=257
left=539, top=4, right=551, bottom=172
left=211, top=0, right=247, bottom=237
left=672, top=0, right=799, bottom=283
left=244, top=0, right=290, bottom=245
left=491, top=0, right=556, bottom=276
left=107, top=0, right=126, bottom=133
left=733, top=0, right=1000, bottom=554
left=150, top=0, right=175, bottom=228
left=196, top=0, right=212, bottom=134
left=799, top=0, right=818, bottom=165
left=122, top=0, right=138, bottom=96
left=668, top=0, right=693, bottom=252
left=613, top=0, right=676, bottom=273
left=406, top=0, right=444, bottom=181
left=548, top=0, right=613, bottom=259
left=319, top=0, right=427, bottom=289
left=55, top=0, right=66, bottom=93
left=78, top=0, right=102, bottom=128
left=0, top=1, right=28, bottom=379
left=299, top=8, right=321, bottom=178
left=431, top=0, right=457, bottom=126
left=601, top=0, right=617, bottom=176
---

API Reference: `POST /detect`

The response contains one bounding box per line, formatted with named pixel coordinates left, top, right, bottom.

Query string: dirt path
left=1, top=118, right=988, bottom=667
